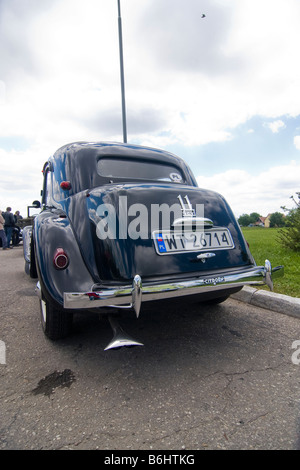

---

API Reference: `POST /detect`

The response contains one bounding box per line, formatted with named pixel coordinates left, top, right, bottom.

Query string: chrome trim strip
left=63, top=261, right=284, bottom=312
left=172, top=217, right=214, bottom=227
left=197, top=252, right=216, bottom=260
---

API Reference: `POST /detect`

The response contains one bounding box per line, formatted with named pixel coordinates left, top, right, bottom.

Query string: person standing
left=13, top=210, right=23, bottom=245
left=3, top=207, right=15, bottom=249
left=0, top=211, right=8, bottom=250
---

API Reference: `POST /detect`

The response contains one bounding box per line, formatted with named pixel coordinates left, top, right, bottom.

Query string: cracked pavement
left=0, top=247, right=300, bottom=450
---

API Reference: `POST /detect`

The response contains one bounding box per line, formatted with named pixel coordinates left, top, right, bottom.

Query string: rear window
left=97, top=158, right=185, bottom=183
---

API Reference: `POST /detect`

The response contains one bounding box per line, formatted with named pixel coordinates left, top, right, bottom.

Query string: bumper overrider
left=63, top=260, right=284, bottom=318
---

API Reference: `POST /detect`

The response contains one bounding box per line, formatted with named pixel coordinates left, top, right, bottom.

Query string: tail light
left=60, top=181, right=72, bottom=190
left=53, top=248, right=69, bottom=270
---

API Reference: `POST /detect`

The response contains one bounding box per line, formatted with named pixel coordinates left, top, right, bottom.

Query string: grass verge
left=242, top=227, right=300, bottom=298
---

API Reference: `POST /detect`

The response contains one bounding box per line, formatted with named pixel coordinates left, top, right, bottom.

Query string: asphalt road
left=0, top=246, right=300, bottom=451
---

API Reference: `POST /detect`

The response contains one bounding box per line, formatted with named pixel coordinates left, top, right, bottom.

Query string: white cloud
left=0, top=81, right=5, bottom=105
left=1, top=0, right=300, bottom=216
left=196, top=161, right=300, bottom=217
left=0, top=146, right=45, bottom=216
left=1, top=0, right=300, bottom=148
left=265, top=120, right=286, bottom=133
left=126, top=0, right=300, bottom=143
left=294, top=136, right=300, bottom=150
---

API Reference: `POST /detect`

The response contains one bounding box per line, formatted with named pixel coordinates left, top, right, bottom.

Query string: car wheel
left=40, top=294, right=73, bottom=340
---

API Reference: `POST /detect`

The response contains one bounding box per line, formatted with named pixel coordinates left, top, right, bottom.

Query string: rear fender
left=33, top=212, right=95, bottom=307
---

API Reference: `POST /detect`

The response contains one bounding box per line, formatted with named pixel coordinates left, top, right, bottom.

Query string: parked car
left=24, top=142, right=284, bottom=349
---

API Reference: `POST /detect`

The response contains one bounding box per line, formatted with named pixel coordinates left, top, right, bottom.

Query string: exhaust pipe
left=104, top=315, right=144, bottom=351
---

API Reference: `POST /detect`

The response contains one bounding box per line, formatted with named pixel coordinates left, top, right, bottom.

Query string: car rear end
left=60, top=145, right=283, bottom=316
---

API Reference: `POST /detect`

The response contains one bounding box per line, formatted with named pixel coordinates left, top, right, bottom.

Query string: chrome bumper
left=63, top=260, right=284, bottom=317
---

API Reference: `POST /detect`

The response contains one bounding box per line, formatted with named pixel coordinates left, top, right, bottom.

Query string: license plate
left=153, top=228, right=234, bottom=255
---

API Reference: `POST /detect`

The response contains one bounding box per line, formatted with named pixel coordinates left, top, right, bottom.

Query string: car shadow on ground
left=54, top=296, right=251, bottom=373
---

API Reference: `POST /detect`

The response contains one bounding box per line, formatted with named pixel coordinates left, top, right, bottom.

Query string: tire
left=40, top=294, right=73, bottom=340
left=29, top=239, right=38, bottom=278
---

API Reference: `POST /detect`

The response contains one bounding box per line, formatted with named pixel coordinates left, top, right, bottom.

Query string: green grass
left=242, top=227, right=300, bottom=298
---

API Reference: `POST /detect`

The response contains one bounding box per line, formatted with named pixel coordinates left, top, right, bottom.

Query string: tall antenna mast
left=117, top=0, right=127, bottom=143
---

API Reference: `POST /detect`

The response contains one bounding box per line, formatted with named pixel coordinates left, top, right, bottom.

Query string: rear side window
left=97, top=158, right=185, bottom=184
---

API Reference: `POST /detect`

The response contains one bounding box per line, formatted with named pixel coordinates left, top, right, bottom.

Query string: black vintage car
left=24, top=142, right=283, bottom=349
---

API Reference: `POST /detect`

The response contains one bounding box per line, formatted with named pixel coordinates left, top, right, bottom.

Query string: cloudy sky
left=1, top=0, right=300, bottom=218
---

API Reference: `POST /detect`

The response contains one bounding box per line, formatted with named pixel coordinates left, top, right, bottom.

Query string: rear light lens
left=60, top=181, right=72, bottom=190
left=53, top=248, right=69, bottom=270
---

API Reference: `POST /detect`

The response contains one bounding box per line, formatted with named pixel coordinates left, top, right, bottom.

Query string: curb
left=231, top=286, right=300, bottom=320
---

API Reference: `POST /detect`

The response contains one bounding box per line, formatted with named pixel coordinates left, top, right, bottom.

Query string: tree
left=278, top=193, right=300, bottom=251
left=269, top=212, right=285, bottom=228
left=249, top=212, right=261, bottom=223
left=238, top=214, right=251, bottom=226
left=238, top=212, right=261, bottom=226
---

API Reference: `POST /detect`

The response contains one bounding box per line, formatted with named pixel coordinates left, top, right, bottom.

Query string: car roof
left=54, top=141, right=185, bottom=165
left=49, top=142, right=198, bottom=192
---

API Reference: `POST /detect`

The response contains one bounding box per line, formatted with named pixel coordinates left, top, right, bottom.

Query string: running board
left=104, top=315, right=144, bottom=351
